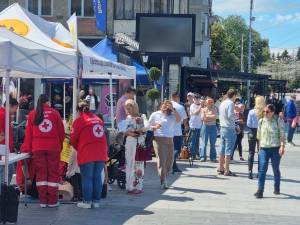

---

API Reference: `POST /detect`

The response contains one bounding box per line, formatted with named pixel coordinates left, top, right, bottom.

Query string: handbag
left=180, top=146, right=189, bottom=159
left=135, top=137, right=153, bottom=162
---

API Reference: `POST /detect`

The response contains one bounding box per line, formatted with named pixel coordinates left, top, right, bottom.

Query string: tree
left=296, top=47, right=300, bottom=61
left=211, top=15, right=270, bottom=72
left=281, top=49, right=291, bottom=62
left=271, top=53, right=276, bottom=61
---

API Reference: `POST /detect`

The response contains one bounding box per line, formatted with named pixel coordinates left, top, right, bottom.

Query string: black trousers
left=248, top=128, right=259, bottom=173
left=232, top=132, right=244, bottom=158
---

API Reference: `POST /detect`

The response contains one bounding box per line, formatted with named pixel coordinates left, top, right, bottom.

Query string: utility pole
left=248, top=0, right=254, bottom=73
left=241, top=35, right=244, bottom=72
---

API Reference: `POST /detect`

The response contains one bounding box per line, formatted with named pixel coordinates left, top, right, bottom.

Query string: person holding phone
left=148, top=100, right=181, bottom=189
left=254, top=104, right=286, bottom=199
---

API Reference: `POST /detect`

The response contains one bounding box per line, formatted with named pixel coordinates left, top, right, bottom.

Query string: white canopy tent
left=0, top=3, right=136, bottom=128
left=0, top=28, right=77, bottom=185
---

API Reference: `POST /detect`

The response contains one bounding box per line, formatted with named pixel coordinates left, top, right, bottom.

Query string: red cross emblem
left=39, top=119, right=53, bottom=133
left=93, top=124, right=104, bottom=138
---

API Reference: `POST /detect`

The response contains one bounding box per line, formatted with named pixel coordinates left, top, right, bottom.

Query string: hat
left=187, top=92, right=194, bottom=97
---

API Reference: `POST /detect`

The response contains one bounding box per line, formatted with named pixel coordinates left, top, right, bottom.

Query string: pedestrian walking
left=254, top=104, right=285, bottom=199
left=189, top=94, right=203, bottom=159
left=21, top=94, right=65, bottom=208
left=247, top=96, right=266, bottom=179
left=232, top=99, right=245, bottom=161
left=70, top=101, right=108, bottom=209
left=199, top=97, right=218, bottom=162
left=284, top=94, right=297, bottom=146
left=119, top=99, right=146, bottom=195
left=149, top=100, right=181, bottom=189
left=218, top=89, right=237, bottom=176
left=171, top=92, right=188, bottom=173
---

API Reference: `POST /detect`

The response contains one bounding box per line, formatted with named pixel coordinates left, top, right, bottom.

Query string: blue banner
left=93, top=0, right=106, bottom=33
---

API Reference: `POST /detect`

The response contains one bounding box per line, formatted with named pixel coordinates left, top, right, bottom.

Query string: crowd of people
left=0, top=86, right=299, bottom=210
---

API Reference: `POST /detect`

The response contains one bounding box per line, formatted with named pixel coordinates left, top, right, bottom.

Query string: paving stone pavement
left=17, top=134, right=300, bottom=225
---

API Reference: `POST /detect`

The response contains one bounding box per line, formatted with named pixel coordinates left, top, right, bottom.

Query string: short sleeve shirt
left=149, top=111, right=176, bottom=138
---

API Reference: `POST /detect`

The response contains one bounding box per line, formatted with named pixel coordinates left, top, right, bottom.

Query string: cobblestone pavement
left=17, top=134, right=300, bottom=225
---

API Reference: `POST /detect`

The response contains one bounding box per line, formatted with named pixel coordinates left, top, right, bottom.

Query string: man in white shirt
left=171, top=92, right=188, bottom=173
left=189, top=94, right=203, bottom=159
left=85, top=88, right=99, bottom=113
left=218, top=89, right=237, bottom=176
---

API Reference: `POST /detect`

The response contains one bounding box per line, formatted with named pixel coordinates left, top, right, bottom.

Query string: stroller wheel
left=117, top=179, right=126, bottom=189
left=108, top=178, right=115, bottom=184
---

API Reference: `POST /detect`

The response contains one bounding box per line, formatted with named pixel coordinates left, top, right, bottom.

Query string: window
left=114, top=0, right=175, bottom=20
left=27, top=0, right=52, bottom=16
left=0, top=0, right=9, bottom=12
left=69, top=0, right=94, bottom=17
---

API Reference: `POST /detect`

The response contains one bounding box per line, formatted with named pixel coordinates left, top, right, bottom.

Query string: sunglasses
left=263, top=110, right=271, bottom=114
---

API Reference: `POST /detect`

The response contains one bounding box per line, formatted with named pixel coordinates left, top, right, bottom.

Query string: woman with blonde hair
left=118, top=99, right=146, bottom=195
left=148, top=100, right=181, bottom=189
left=247, top=95, right=266, bottom=179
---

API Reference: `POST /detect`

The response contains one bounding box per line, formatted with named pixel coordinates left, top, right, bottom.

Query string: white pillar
left=72, top=78, right=78, bottom=119
left=109, top=75, right=114, bottom=130
left=4, top=69, right=10, bottom=184
left=34, top=79, right=42, bottom=107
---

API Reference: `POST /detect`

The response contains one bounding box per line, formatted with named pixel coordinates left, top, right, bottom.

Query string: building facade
left=2, top=0, right=212, bottom=68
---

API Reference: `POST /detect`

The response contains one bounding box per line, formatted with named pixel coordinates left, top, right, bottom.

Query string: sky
left=213, top=0, right=300, bottom=55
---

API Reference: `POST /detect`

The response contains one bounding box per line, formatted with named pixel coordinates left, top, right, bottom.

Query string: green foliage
left=281, top=49, right=291, bottom=61
left=287, top=80, right=300, bottom=90
left=211, top=15, right=270, bottom=72
left=146, top=88, right=160, bottom=101
left=297, top=47, right=300, bottom=61
left=148, top=67, right=161, bottom=81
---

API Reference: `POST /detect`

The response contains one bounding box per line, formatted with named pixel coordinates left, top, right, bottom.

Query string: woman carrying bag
left=119, top=99, right=147, bottom=195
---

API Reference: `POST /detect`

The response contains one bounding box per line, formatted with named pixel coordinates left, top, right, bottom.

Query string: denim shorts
left=220, top=127, right=237, bottom=156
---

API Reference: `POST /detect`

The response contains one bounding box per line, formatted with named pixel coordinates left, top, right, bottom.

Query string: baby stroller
left=107, top=132, right=126, bottom=189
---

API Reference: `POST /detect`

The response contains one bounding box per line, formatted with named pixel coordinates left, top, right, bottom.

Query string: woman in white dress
left=119, top=99, right=146, bottom=195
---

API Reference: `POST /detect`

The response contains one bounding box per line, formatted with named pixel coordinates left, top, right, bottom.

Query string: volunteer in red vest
left=0, top=98, right=18, bottom=184
left=70, top=101, right=108, bottom=209
left=21, top=94, right=65, bottom=208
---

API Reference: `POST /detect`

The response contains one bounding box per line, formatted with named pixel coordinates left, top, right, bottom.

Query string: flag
left=67, top=13, right=78, bottom=49
left=93, top=0, right=107, bottom=33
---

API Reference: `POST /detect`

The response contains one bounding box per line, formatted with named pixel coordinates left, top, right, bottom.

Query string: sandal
left=224, top=171, right=237, bottom=177
left=217, top=169, right=224, bottom=175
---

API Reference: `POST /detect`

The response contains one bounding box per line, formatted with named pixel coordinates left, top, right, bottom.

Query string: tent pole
left=16, top=78, right=21, bottom=123
left=63, top=82, right=66, bottom=123
left=72, top=78, right=77, bottom=119
left=109, top=75, right=114, bottom=130
left=4, top=69, right=11, bottom=184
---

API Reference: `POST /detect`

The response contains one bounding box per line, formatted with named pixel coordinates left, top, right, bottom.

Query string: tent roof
left=93, top=38, right=147, bottom=82
left=0, top=28, right=77, bottom=78
left=0, top=3, right=136, bottom=80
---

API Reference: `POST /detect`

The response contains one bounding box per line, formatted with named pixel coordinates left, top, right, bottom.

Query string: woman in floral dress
left=119, top=99, right=146, bottom=195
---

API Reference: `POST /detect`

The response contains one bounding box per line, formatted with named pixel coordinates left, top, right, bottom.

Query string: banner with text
left=93, top=0, right=107, bottom=33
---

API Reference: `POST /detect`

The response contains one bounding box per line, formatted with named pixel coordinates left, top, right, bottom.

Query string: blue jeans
left=287, top=121, right=296, bottom=143
left=80, top=161, right=105, bottom=203
left=189, top=128, right=201, bottom=156
left=258, top=147, right=281, bottom=192
left=220, top=127, right=236, bottom=156
left=173, top=136, right=183, bottom=159
left=200, top=125, right=217, bottom=161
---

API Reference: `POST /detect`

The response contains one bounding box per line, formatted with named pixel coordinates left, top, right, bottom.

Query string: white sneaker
left=48, top=202, right=60, bottom=208
left=92, top=202, right=100, bottom=208
left=40, top=204, right=47, bottom=208
left=77, top=202, right=92, bottom=209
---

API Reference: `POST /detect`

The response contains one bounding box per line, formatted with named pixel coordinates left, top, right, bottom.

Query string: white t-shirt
left=189, top=103, right=202, bottom=129
left=149, top=111, right=176, bottom=138
left=172, top=101, right=187, bottom=136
